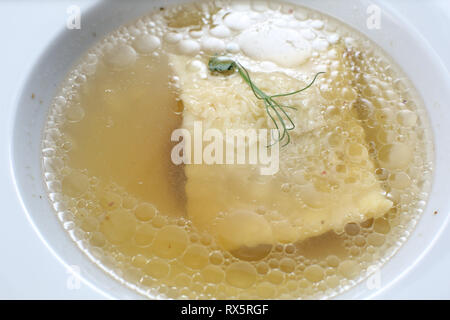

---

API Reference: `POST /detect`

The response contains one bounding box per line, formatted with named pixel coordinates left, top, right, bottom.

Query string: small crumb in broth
left=42, top=0, right=433, bottom=299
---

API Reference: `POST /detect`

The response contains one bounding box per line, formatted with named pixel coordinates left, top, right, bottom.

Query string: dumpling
left=170, top=52, right=392, bottom=252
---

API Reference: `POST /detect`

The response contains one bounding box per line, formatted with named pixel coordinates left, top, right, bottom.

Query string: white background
left=0, top=0, right=449, bottom=299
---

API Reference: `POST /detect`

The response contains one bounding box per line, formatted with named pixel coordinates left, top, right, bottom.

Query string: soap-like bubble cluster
left=41, top=0, right=433, bottom=299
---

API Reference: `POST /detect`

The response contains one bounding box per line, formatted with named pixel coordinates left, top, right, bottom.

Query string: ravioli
left=170, top=53, right=392, bottom=251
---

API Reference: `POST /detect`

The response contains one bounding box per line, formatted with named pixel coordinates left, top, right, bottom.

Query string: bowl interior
left=10, top=0, right=450, bottom=299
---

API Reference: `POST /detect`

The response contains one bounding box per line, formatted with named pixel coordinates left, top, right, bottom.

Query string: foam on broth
left=42, top=0, right=433, bottom=299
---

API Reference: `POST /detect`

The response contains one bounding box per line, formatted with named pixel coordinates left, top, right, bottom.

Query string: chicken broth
left=42, top=0, right=433, bottom=299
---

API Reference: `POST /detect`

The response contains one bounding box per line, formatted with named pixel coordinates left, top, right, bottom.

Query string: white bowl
left=9, top=0, right=450, bottom=299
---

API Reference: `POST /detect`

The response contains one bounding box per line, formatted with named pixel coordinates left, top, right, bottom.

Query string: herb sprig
left=208, top=56, right=324, bottom=147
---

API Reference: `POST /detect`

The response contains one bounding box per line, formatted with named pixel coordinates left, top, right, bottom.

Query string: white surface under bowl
left=3, top=0, right=450, bottom=299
